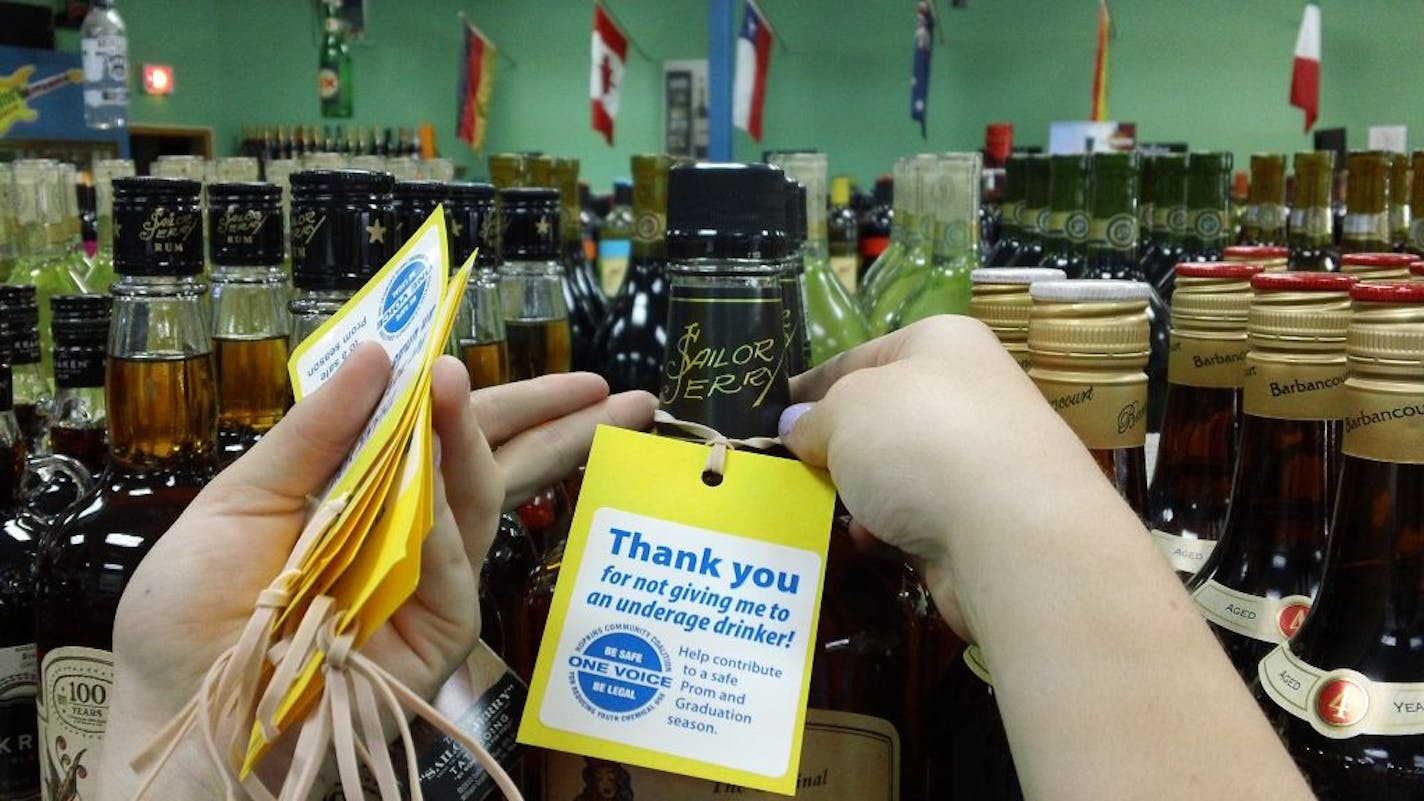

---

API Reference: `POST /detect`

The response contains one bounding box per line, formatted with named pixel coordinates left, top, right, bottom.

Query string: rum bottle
left=448, top=182, right=509, bottom=389
left=858, top=174, right=894, bottom=278
left=393, top=180, right=447, bottom=250
left=779, top=178, right=812, bottom=376
left=0, top=288, right=51, bottom=453
left=35, top=176, right=218, bottom=799
left=497, top=188, right=572, bottom=381
left=1340, top=151, right=1391, bottom=255
left=208, top=181, right=291, bottom=465
left=1256, top=280, right=1424, bottom=798
left=544, top=157, right=606, bottom=373
left=1288, top=151, right=1337, bottom=272
left=1187, top=271, right=1354, bottom=682
left=985, top=154, right=1024, bottom=267
left=1008, top=154, right=1048, bottom=266
left=1147, top=262, right=1259, bottom=580
left=1388, top=152, right=1410, bottom=252
left=968, top=267, right=1066, bottom=372
left=1240, top=153, right=1288, bottom=247
left=30, top=294, right=111, bottom=520
left=1037, top=153, right=1088, bottom=279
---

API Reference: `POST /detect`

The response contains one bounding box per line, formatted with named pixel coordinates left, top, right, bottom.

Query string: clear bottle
left=1008, top=154, right=1049, bottom=267
left=968, top=267, right=1066, bottom=371
left=1256, top=280, right=1424, bottom=798
left=858, top=157, right=918, bottom=310
left=497, top=188, right=571, bottom=381
left=209, top=182, right=292, bottom=466
left=32, top=294, right=111, bottom=520
left=1147, top=262, right=1260, bottom=580
left=1037, top=153, right=1088, bottom=279
left=865, top=154, right=936, bottom=336
left=80, top=0, right=128, bottom=130
left=1187, top=271, right=1353, bottom=683
left=0, top=286, right=52, bottom=456
left=8, top=161, right=88, bottom=380
left=287, top=169, right=395, bottom=347
left=1240, top=153, right=1288, bottom=247
left=895, top=152, right=981, bottom=325
left=1388, top=153, right=1410, bottom=252
left=448, top=182, right=509, bottom=390
left=1340, top=151, right=1392, bottom=256
left=984, top=154, right=1024, bottom=267
left=1288, top=151, right=1337, bottom=272
left=35, top=176, right=217, bottom=799
left=87, top=158, right=135, bottom=293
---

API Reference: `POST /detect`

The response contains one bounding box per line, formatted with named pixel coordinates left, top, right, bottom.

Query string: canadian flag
left=1289, top=2, right=1320, bottom=133
left=590, top=4, right=627, bottom=146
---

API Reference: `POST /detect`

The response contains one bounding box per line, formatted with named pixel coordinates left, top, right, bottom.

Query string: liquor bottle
left=318, top=0, right=353, bottom=118
left=1186, top=271, right=1353, bottom=684
left=1340, top=251, right=1413, bottom=280
left=209, top=182, right=291, bottom=466
left=985, top=154, right=1024, bottom=266
left=545, top=157, right=607, bottom=373
left=31, top=294, right=111, bottom=520
left=392, top=179, right=446, bottom=250
left=1288, top=151, right=1337, bottom=272
left=1037, top=153, right=1088, bottom=279
left=772, top=152, right=871, bottom=365
left=968, top=266, right=1066, bottom=371
left=858, top=173, right=894, bottom=279
left=597, top=179, right=634, bottom=297
left=497, top=188, right=572, bottom=380
left=0, top=287, right=51, bottom=454
left=597, top=154, right=675, bottom=394
left=1256, top=280, right=1424, bottom=798
left=828, top=175, right=860, bottom=293
left=8, top=161, right=88, bottom=381
left=56, top=164, right=89, bottom=274
left=779, top=178, right=812, bottom=376
left=1388, top=152, right=1411, bottom=252
left=488, top=152, right=528, bottom=192
left=864, top=153, right=936, bottom=336
left=1224, top=244, right=1288, bottom=271
left=447, top=182, right=508, bottom=389
left=1173, top=152, right=1234, bottom=294
left=35, top=176, right=218, bottom=799
left=1139, top=152, right=1187, bottom=291
left=894, top=152, right=980, bottom=325
left=1240, top=154, right=1288, bottom=247
left=1340, top=151, right=1391, bottom=255
left=80, top=0, right=128, bottom=130
left=1410, top=151, right=1424, bottom=256
left=87, top=158, right=134, bottom=293
left=287, top=169, right=395, bottom=346
left=859, top=157, right=922, bottom=313
left=1138, top=154, right=1158, bottom=259
left=578, top=180, right=598, bottom=264
left=1147, top=262, right=1259, bottom=580
left=1008, top=154, right=1049, bottom=266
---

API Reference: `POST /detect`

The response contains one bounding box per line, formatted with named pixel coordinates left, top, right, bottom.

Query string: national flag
left=1290, top=2, right=1321, bottom=133
left=590, top=3, right=628, bottom=146
left=457, top=19, right=496, bottom=153
left=910, top=2, right=933, bottom=139
left=1090, top=0, right=1112, bottom=121
left=733, top=0, right=773, bottom=142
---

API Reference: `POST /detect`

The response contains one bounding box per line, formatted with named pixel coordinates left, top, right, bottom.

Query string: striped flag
left=457, top=19, right=496, bottom=153
left=590, top=3, right=628, bottom=145
left=733, top=0, right=773, bottom=141
left=1290, top=2, right=1320, bottom=132
left=1090, top=0, right=1111, bottom=121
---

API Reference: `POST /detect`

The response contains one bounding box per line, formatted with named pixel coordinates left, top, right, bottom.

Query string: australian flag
left=910, top=1, right=933, bottom=138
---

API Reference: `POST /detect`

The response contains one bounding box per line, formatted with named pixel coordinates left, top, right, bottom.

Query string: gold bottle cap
left=1028, top=279, right=1151, bottom=365
left=527, top=155, right=555, bottom=188
left=1169, top=263, right=1259, bottom=388
left=1341, top=252, right=1414, bottom=280
left=1347, top=281, right=1424, bottom=368
left=1248, top=272, right=1356, bottom=350
left=1223, top=244, right=1288, bottom=271
left=970, top=268, right=1066, bottom=366
left=1342, top=282, right=1424, bottom=463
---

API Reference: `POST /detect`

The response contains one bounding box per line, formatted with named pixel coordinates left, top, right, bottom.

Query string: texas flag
left=733, top=0, right=773, bottom=142
left=590, top=3, right=627, bottom=145
left=1289, top=1, right=1320, bottom=133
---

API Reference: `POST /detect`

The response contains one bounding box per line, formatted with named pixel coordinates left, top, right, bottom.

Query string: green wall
left=18, top=0, right=1424, bottom=189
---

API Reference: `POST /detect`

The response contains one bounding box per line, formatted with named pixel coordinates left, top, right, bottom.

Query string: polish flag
left=1289, top=2, right=1320, bottom=133
left=590, top=4, right=627, bottom=146
left=733, top=0, right=773, bottom=142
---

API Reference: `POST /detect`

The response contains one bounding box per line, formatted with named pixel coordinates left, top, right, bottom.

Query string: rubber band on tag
left=651, top=409, right=783, bottom=481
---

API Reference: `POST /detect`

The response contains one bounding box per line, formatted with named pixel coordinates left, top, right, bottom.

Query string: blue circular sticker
left=567, top=625, right=671, bottom=721
left=379, top=256, right=431, bottom=339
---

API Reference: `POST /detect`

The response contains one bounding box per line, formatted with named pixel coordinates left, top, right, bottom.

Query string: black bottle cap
left=290, top=169, right=396, bottom=291
left=113, top=176, right=204, bottom=276
left=50, top=294, right=110, bottom=389
left=666, top=163, right=789, bottom=261
left=785, top=179, right=807, bottom=250
left=208, top=182, right=284, bottom=266
left=499, top=187, right=560, bottom=261
left=393, top=180, right=448, bottom=247
left=0, top=286, right=40, bottom=366
left=447, top=181, right=498, bottom=268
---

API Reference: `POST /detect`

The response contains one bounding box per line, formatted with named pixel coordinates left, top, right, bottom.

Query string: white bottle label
left=38, top=646, right=112, bottom=800
left=1191, top=580, right=1311, bottom=644
left=1149, top=529, right=1217, bottom=575
left=1259, top=646, right=1424, bottom=739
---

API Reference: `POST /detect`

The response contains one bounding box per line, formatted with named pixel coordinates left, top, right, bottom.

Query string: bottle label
left=1063, top=211, right=1090, bottom=244
left=1341, top=381, right=1424, bottom=465
left=12, top=330, right=40, bottom=366
left=998, top=201, right=1021, bottom=229
left=1389, top=206, right=1410, bottom=238
left=1252, top=203, right=1288, bottom=235
left=81, top=34, right=128, bottom=108
left=1244, top=356, right=1348, bottom=421
left=859, top=235, right=890, bottom=261
left=1259, top=647, right=1424, bottom=739
left=541, top=709, right=899, bottom=800
left=1166, top=205, right=1187, bottom=236
left=38, top=646, right=112, bottom=800
left=1166, top=333, right=1248, bottom=389
left=599, top=238, right=631, bottom=297
left=829, top=255, right=858, bottom=294
left=318, top=67, right=340, bottom=100
left=632, top=211, right=666, bottom=246
left=53, top=348, right=105, bottom=389
left=1030, top=376, right=1147, bottom=450
left=1043, top=210, right=1068, bottom=237
left=1088, top=213, right=1138, bottom=250
left=1149, top=529, right=1217, bottom=576
left=1289, top=207, right=1332, bottom=241
left=1189, top=208, right=1227, bottom=244
left=214, top=204, right=279, bottom=254
left=962, top=643, right=992, bottom=686
left=289, top=208, right=328, bottom=263
left=1192, top=580, right=1310, bottom=643
left=1341, top=211, right=1388, bottom=243
left=0, top=643, right=38, bottom=799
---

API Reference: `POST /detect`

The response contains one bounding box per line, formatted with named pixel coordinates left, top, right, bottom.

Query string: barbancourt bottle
left=1339, top=251, right=1413, bottom=281
left=35, top=177, right=218, bottom=799
left=1257, top=280, right=1424, bottom=799
left=1148, top=262, right=1260, bottom=579
left=1188, top=272, right=1353, bottom=684
left=968, top=267, right=1066, bottom=372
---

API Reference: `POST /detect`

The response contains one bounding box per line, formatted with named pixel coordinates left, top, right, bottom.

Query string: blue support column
left=707, top=0, right=736, bottom=161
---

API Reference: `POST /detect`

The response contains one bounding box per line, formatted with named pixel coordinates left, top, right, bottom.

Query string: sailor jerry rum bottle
left=1188, top=272, right=1353, bottom=683
left=448, top=183, right=509, bottom=389
left=780, top=179, right=813, bottom=376
left=208, top=182, right=291, bottom=465
left=1341, top=151, right=1392, bottom=255
left=1241, top=154, right=1287, bottom=247
left=1289, top=151, right=1337, bottom=272
left=287, top=169, right=396, bottom=347
left=392, top=180, right=447, bottom=250
left=1257, top=280, right=1424, bottom=798
left=497, top=188, right=572, bottom=381
left=968, top=267, right=1065, bottom=371
left=1148, top=263, right=1259, bottom=579
left=35, top=177, right=218, bottom=798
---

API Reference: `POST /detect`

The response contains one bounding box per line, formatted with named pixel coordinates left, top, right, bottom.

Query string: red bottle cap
left=1251, top=272, right=1359, bottom=292
left=1175, top=261, right=1265, bottom=279
left=1340, top=252, right=1416, bottom=269
left=1350, top=280, right=1424, bottom=303
left=1411, top=260, right=1424, bottom=277
left=1223, top=245, right=1289, bottom=260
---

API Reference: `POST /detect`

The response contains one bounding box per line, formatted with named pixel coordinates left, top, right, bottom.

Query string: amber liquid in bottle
left=214, top=335, right=292, bottom=460
left=460, top=340, right=510, bottom=390
left=505, top=318, right=572, bottom=382
left=48, top=425, right=107, bottom=474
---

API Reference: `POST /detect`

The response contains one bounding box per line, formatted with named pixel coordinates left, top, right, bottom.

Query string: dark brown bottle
left=1288, top=151, right=1338, bottom=272
left=1186, top=272, right=1353, bottom=683
left=1256, top=280, right=1424, bottom=798
left=541, top=157, right=606, bottom=373
left=0, top=288, right=50, bottom=454
left=1148, top=262, right=1259, bottom=580
left=1340, top=151, right=1392, bottom=255
left=1240, top=154, right=1288, bottom=246
left=35, top=177, right=218, bottom=798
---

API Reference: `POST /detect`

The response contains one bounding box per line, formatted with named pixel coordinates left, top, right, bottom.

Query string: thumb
left=778, top=401, right=830, bottom=468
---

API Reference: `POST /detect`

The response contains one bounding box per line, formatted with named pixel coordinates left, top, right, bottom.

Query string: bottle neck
left=1185, top=175, right=1230, bottom=253
left=1084, top=178, right=1141, bottom=275
left=212, top=263, right=291, bottom=340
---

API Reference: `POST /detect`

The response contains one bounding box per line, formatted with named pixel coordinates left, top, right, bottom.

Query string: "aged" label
left=1259, top=647, right=1424, bottom=739
left=1149, top=529, right=1216, bottom=575
left=1192, top=580, right=1311, bottom=644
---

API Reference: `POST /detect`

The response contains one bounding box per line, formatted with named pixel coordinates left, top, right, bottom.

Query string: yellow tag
left=518, top=426, right=835, bottom=795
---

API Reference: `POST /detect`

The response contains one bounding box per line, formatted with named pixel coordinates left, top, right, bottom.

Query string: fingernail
left=778, top=402, right=814, bottom=438
left=432, top=435, right=443, bottom=469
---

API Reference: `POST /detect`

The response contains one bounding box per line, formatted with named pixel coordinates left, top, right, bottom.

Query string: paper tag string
left=651, top=409, right=783, bottom=478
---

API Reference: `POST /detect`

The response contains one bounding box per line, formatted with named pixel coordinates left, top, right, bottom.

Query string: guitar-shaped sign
left=0, top=65, right=85, bottom=137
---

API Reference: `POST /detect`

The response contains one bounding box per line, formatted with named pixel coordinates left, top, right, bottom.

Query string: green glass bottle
left=865, top=154, right=935, bottom=336
left=7, top=161, right=87, bottom=382
left=1173, top=152, right=1234, bottom=297
left=859, top=157, right=917, bottom=308
left=318, top=0, right=353, bottom=118
left=1009, top=154, right=1049, bottom=266
left=1240, top=153, right=1287, bottom=247
left=895, top=152, right=980, bottom=325
left=1141, top=153, right=1187, bottom=294
left=985, top=153, right=1025, bottom=266
left=1288, top=151, right=1337, bottom=272
left=1038, top=153, right=1088, bottom=279
left=1340, top=151, right=1391, bottom=255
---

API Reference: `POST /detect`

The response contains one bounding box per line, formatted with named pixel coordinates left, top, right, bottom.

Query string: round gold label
left=1168, top=333, right=1248, bottom=389
left=1342, top=379, right=1424, bottom=464
left=1244, top=354, right=1348, bottom=421
left=1032, top=373, right=1148, bottom=449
